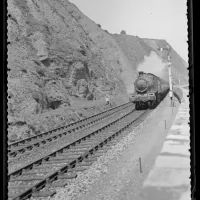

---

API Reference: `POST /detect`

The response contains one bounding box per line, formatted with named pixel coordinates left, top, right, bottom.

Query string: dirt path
left=76, top=97, right=180, bottom=200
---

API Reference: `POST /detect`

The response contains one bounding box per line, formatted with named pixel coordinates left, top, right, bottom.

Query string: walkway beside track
left=141, top=88, right=190, bottom=200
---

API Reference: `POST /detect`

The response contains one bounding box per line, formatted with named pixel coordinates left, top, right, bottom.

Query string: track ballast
left=8, top=102, right=151, bottom=200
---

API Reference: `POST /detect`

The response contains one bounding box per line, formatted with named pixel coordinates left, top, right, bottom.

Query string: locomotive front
left=135, top=78, right=148, bottom=93
left=131, top=71, right=158, bottom=109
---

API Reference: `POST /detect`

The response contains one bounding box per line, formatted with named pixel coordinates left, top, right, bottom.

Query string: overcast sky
left=69, top=0, right=188, bottom=62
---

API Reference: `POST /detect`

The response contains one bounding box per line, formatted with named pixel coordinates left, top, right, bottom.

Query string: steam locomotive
left=129, top=71, right=169, bottom=110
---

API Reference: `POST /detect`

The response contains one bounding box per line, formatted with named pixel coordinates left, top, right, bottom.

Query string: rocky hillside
left=7, top=0, right=188, bottom=141
left=7, top=0, right=136, bottom=141
left=111, top=34, right=153, bottom=70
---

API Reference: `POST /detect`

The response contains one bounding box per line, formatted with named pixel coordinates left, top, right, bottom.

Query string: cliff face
left=110, top=34, right=153, bottom=70
left=7, top=0, right=188, bottom=141
left=7, top=0, right=136, bottom=141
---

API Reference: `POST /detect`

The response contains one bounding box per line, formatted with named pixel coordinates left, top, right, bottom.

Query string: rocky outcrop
left=111, top=34, right=153, bottom=70
left=7, top=0, right=135, bottom=141
left=7, top=0, right=188, bottom=141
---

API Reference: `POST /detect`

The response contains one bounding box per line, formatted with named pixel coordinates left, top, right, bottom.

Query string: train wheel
left=151, top=101, right=154, bottom=109
left=135, top=103, right=139, bottom=110
left=155, top=98, right=158, bottom=106
left=148, top=101, right=151, bottom=109
left=152, top=100, right=156, bottom=109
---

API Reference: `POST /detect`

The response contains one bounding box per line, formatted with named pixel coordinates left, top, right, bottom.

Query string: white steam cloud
left=137, top=51, right=169, bottom=82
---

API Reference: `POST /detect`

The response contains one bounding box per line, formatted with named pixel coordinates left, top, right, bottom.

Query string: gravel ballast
left=43, top=98, right=168, bottom=200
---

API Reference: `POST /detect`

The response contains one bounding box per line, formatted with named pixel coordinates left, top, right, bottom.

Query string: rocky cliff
left=111, top=34, right=153, bottom=70
left=7, top=0, right=137, bottom=141
left=7, top=0, right=188, bottom=141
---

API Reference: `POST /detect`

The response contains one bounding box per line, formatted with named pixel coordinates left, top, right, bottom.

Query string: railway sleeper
left=96, top=149, right=107, bottom=153
left=8, top=154, right=27, bottom=161
left=50, top=181, right=69, bottom=187
left=84, top=157, right=98, bottom=162
left=66, top=148, right=88, bottom=152
left=33, top=164, right=63, bottom=169
left=9, top=176, right=44, bottom=182
left=79, top=143, right=95, bottom=146
left=57, top=173, right=77, bottom=179
left=22, top=170, right=49, bottom=175
left=8, top=192, right=22, bottom=198
left=57, top=152, right=82, bottom=157
left=82, top=138, right=97, bottom=141
left=50, top=156, right=76, bottom=160
left=18, top=145, right=35, bottom=152
left=77, top=161, right=93, bottom=166
left=49, top=159, right=74, bottom=164
left=88, top=152, right=104, bottom=157
left=68, top=166, right=88, bottom=172
left=76, top=143, right=93, bottom=147
left=80, top=146, right=94, bottom=149
left=63, top=149, right=85, bottom=156
left=8, top=152, right=17, bottom=158
left=14, top=142, right=28, bottom=148
left=55, top=152, right=83, bottom=160
left=99, top=144, right=114, bottom=149
left=8, top=145, right=26, bottom=152
left=8, top=184, right=30, bottom=189
left=42, top=160, right=70, bottom=164
left=32, top=190, right=56, bottom=198
left=42, top=160, right=71, bottom=164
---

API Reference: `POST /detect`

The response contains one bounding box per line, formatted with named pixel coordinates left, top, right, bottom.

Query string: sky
left=69, top=0, right=188, bottom=62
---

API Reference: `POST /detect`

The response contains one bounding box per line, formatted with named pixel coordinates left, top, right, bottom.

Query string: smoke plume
left=137, top=51, right=169, bottom=82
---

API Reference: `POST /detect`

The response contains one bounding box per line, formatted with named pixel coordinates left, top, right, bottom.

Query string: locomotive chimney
left=139, top=71, right=144, bottom=76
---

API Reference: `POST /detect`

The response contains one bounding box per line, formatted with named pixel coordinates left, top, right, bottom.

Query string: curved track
left=8, top=103, right=133, bottom=159
left=8, top=103, right=134, bottom=175
left=8, top=105, right=150, bottom=200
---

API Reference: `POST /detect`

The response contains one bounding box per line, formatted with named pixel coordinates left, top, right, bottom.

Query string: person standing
left=105, top=95, right=110, bottom=105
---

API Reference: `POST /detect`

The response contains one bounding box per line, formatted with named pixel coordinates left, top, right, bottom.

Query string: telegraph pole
left=158, top=44, right=173, bottom=106
left=167, top=57, right=173, bottom=106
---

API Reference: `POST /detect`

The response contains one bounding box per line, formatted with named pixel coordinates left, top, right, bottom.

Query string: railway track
left=8, top=103, right=134, bottom=174
left=8, top=107, right=150, bottom=200
left=8, top=102, right=133, bottom=159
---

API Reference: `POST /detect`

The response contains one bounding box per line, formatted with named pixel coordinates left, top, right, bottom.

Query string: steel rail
left=8, top=103, right=133, bottom=157
left=9, top=109, right=148, bottom=200
left=8, top=102, right=132, bottom=149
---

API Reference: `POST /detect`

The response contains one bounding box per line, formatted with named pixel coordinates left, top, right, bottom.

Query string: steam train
left=129, top=71, right=169, bottom=110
